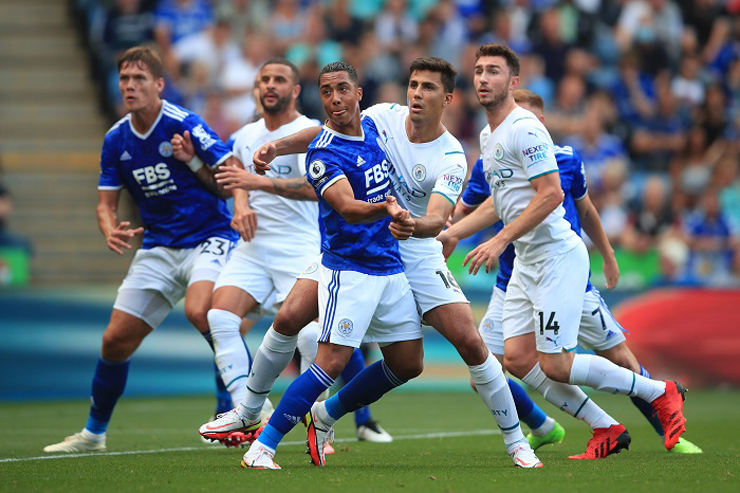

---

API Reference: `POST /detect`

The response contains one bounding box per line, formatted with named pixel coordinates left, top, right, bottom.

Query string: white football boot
left=44, top=430, right=106, bottom=453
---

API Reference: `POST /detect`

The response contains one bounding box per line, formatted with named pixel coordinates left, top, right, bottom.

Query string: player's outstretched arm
left=215, top=167, right=317, bottom=201
left=498, top=171, right=563, bottom=246
left=404, top=193, right=454, bottom=239
left=253, top=127, right=322, bottom=174
left=322, top=179, right=389, bottom=224
left=97, top=190, right=143, bottom=255
left=171, top=130, right=229, bottom=199
left=440, top=198, right=499, bottom=262
left=576, top=193, right=620, bottom=289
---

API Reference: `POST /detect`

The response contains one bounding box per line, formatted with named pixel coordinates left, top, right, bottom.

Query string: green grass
left=1, top=390, right=738, bottom=492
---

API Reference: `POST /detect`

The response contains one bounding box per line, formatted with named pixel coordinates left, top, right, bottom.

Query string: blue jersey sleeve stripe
left=444, top=150, right=465, bottom=155
left=431, top=190, right=455, bottom=205
left=319, top=174, right=347, bottom=196
left=527, top=169, right=559, bottom=181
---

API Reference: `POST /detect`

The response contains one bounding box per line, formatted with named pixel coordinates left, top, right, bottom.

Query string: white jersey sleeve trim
left=98, top=185, right=124, bottom=191
left=319, top=174, right=347, bottom=196
left=212, top=151, right=233, bottom=168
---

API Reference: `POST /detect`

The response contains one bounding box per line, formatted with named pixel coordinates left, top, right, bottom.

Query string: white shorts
left=578, top=288, right=627, bottom=351
left=297, top=254, right=321, bottom=282
left=481, top=285, right=627, bottom=356
left=502, top=241, right=590, bottom=354
left=399, top=237, right=469, bottom=315
left=317, top=264, right=422, bottom=348
left=215, top=239, right=320, bottom=306
left=114, top=236, right=235, bottom=326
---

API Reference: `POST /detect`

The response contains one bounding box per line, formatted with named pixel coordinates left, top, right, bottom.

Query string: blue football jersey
left=98, top=100, right=238, bottom=249
left=462, top=147, right=592, bottom=292
left=305, top=117, right=402, bottom=276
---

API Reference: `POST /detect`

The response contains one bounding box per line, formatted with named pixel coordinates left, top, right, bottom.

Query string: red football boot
left=569, top=424, right=631, bottom=459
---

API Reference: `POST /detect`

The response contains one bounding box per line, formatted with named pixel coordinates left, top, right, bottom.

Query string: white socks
left=239, top=325, right=299, bottom=421
left=297, top=321, right=320, bottom=374
left=523, top=363, right=617, bottom=430
left=468, top=352, right=525, bottom=447
left=569, top=354, right=666, bottom=403
left=530, top=416, right=555, bottom=437
left=208, top=308, right=251, bottom=406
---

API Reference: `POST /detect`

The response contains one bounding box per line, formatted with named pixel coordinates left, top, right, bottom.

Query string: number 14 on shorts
left=538, top=311, right=560, bottom=335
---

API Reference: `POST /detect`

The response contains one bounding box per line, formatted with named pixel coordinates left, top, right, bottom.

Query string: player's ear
left=443, top=92, right=453, bottom=107
left=293, top=83, right=301, bottom=99
left=156, top=77, right=165, bottom=94
left=510, top=75, right=520, bottom=91
left=357, top=86, right=363, bottom=101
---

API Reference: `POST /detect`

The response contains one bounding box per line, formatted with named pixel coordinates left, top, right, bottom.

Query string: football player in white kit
left=459, top=43, right=687, bottom=458
left=203, top=57, right=542, bottom=468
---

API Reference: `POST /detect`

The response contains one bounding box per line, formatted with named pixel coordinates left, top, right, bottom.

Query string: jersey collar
left=128, top=100, right=166, bottom=140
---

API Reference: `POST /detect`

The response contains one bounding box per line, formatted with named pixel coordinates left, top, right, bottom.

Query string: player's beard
left=261, top=92, right=292, bottom=115
left=477, top=83, right=509, bottom=111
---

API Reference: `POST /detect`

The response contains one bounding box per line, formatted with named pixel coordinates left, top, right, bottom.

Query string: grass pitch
left=1, top=390, right=738, bottom=492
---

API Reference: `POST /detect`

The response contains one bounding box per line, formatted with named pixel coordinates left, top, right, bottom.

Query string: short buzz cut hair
left=118, top=46, right=164, bottom=79
left=318, top=61, right=359, bottom=86
left=475, top=43, right=520, bottom=76
left=261, top=58, right=300, bottom=83
left=513, top=89, right=544, bottom=112
left=409, top=56, right=457, bottom=93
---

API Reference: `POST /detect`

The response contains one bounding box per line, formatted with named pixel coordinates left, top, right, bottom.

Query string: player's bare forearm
left=96, top=200, right=119, bottom=239
left=194, top=166, right=230, bottom=199
left=450, top=203, right=477, bottom=224
left=275, top=127, right=322, bottom=156
left=411, top=194, right=454, bottom=238
left=263, top=177, right=318, bottom=201
left=323, top=179, right=389, bottom=224
left=576, top=194, right=615, bottom=261
left=498, top=173, right=562, bottom=245
left=446, top=198, right=499, bottom=240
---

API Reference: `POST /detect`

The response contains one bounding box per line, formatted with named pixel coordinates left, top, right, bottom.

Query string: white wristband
left=186, top=155, right=204, bottom=173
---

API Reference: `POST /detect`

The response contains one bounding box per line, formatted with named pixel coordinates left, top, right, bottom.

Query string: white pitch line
left=0, top=429, right=500, bottom=464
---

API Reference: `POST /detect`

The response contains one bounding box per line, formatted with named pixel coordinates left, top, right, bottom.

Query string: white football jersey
left=363, top=103, right=466, bottom=218
left=480, top=106, right=581, bottom=264
left=231, top=115, right=320, bottom=245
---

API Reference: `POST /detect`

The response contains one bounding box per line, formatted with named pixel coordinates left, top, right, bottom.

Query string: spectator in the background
left=611, top=51, right=656, bottom=128
left=546, top=73, right=587, bottom=141
left=519, top=53, right=554, bottom=105
left=171, top=19, right=240, bottom=111
left=286, top=7, right=342, bottom=70
left=268, top=0, right=310, bottom=54
left=684, top=188, right=740, bottom=286
left=375, top=0, right=418, bottom=56
left=669, top=126, right=723, bottom=211
left=699, top=83, right=730, bottom=146
left=621, top=176, right=678, bottom=254
left=630, top=80, right=685, bottom=173
left=531, top=8, right=573, bottom=84
left=671, top=53, right=706, bottom=107
left=215, top=0, right=270, bottom=44
left=325, top=0, right=365, bottom=47
left=0, top=183, right=32, bottom=254
left=565, top=100, right=628, bottom=192
left=220, top=32, right=270, bottom=130
left=154, top=0, right=213, bottom=75
left=429, top=0, right=468, bottom=67
left=615, top=0, right=683, bottom=62
left=596, top=160, right=630, bottom=244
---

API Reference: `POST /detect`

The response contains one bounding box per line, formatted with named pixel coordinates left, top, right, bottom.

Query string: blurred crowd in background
left=67, top=0, right=740, bottom=288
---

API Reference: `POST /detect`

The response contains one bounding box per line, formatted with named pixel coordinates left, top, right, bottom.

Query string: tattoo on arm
left=268, top=177, right=316, bottom=201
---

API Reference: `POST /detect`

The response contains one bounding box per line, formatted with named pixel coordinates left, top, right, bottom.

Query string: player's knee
left=273, top=309, right=303, bottom=336
left=503, top=346, right=537, bottom=379
left=101, top=329, right=137, bottom=361
left=389, top=357, right=423, bottom=381
left=185, top=306, right=209, bottom=333
left=450, top=326, right=488, bottom=365
left=539, top=358, right=571, bottom=383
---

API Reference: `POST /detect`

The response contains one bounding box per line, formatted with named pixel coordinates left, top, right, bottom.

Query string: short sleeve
left=431, top=152, right=466, bottom=205
left=306, top=148, right=346, bottom=197
left=98, top=134, right=123, bottom=190
left=513, top=123, right=558, bottom=181
left=571, top=151, right=588, bottom=201
left=460, top=156, right=490, bottom=208
left=184, top=114, right=233, bottom=168
left=361, top=102, right=398, bottom=124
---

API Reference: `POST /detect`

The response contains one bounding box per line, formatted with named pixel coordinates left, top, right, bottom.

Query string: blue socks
left=630, top=366, right=664, bottom=436
left=85, top=357, right=130, bottom=434
left=508, top=378, right=547, bottom=430
left=340, top=348, right=372, bottom=426
left=258, top=364, right=334, bottom=450
left=325, top=360, right=405, bottom=421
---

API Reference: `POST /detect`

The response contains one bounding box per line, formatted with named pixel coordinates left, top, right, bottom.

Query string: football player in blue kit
left=233, top=61, right=425, bottom=470
left=44, top=46, right=252, bottom=453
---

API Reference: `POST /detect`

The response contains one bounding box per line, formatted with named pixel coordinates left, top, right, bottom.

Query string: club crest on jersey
left=302, top=262, right=319, bottom=275
left=192, top=124, right=217, bottom=150
left=412, top=164, right=426, bottom=181
left=494, top=144, right=504, bottom=161
left=337, top=318, right=353, bottom=335
left=158, top=141, right=173, bottom=157
left=309, top=159, right=325, bottom=179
